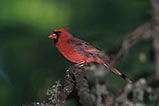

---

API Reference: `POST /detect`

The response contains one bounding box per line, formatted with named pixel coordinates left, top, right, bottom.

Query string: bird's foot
left=75, top=62, right=86, bottom=67
left=75, top=63, right=84, bottom=67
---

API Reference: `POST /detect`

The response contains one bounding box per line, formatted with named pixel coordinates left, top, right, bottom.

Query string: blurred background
left=0, top=0, right=152, bottom=105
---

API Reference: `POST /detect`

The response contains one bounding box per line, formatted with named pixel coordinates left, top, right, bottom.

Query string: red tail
left=102, top=61, right=132, bottom=84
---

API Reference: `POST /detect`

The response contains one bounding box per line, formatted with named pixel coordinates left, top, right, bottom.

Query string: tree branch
left=72, top=66, right=93, bottom=106
left=22, top=66, right=93, bottom=106
left=111, top=22, right=152, bottom=65
left=151, top=0, right=159, bottom=80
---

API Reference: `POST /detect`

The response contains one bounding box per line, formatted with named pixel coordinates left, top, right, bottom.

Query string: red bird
left=49, top=28, right=132, bottom=84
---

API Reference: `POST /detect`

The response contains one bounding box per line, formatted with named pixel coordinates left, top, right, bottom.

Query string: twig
left=116, top=78, right=154, bottom=106
left=98, top=22, right=152, bottom=87
left=151, top=0, right=159, bottom=80
left=111, top=22, right=151, bottom=65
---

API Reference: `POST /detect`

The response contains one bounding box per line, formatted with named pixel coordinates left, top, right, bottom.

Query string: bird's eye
left=54, top=31, right=61, bottom=37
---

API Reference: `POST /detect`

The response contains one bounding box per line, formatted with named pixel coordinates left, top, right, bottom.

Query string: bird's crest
left=54, top=28, right=70, bottom=32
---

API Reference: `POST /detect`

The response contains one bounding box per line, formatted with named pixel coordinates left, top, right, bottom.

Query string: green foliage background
left=0, top=0, right=152, bottom=105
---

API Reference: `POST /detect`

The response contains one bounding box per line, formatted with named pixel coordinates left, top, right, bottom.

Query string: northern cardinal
left=49, top=28, right=132, bottom=84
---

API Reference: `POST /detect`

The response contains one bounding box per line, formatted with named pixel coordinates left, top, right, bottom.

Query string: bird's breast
left=56, top=40, right=86, bottom=63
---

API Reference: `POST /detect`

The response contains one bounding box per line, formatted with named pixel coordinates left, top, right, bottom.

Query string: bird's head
left=48, top=28, right=70, bottom=39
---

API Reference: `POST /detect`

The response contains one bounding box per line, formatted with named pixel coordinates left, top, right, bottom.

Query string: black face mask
left=53, top=31, right=61, bottom=44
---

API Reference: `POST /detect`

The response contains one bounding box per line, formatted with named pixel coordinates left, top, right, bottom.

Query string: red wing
left=83, top=45, right=100, bottom=54
left=67, top=37, right=100, bottom=54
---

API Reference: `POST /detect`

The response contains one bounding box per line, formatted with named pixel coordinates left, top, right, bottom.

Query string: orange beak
left=48, top=33, right=57, bottom=39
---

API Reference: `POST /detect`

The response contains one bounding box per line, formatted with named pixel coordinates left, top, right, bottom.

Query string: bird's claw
left=75, top=63, right=85, bottom=67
